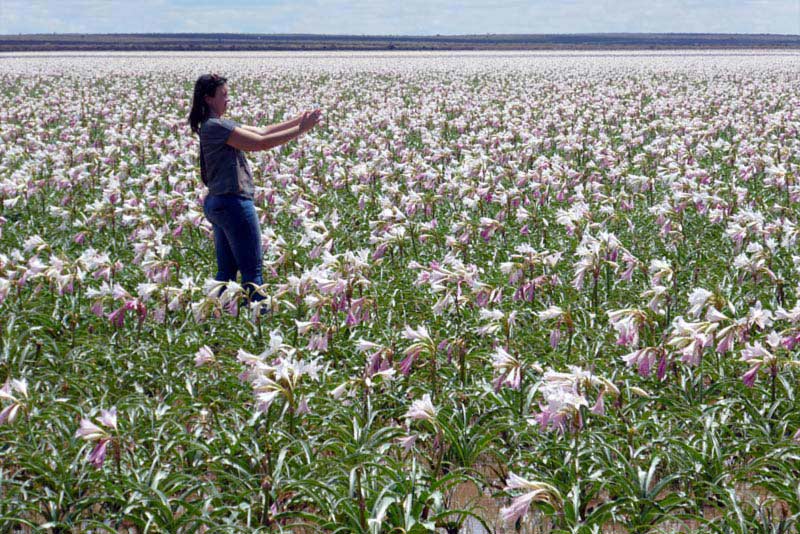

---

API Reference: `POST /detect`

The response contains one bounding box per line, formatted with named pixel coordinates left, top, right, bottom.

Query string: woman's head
left=189, top=73, right=228, bottom=135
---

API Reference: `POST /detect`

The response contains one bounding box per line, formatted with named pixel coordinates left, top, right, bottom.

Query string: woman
left=188, top=73, right=321, bottom=305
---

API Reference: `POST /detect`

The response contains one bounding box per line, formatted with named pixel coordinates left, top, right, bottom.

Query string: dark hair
left=189, top=73, right=228, bottom=135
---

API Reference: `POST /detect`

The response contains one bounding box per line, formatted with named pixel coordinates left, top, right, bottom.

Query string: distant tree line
left=1, top=33, right=798, bottom=52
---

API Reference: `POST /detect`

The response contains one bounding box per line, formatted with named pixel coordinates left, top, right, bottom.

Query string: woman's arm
left=239, top=114, right=303, bottom=136
left=226, top=125, right=302, bottom=152
left=226, top=110, right=321, bottom=152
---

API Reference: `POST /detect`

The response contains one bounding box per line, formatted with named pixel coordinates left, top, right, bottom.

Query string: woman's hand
left=299, top=109, right=322, bottom=134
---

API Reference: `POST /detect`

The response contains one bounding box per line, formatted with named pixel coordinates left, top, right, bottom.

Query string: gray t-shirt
left=199, top=117, right=255, bottom=199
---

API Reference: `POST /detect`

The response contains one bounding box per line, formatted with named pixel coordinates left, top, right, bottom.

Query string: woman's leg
left=211, top=222, right=238, bottom=282
left=227, top=197, right=264, bottom=302
left=204, top=196, right=239, bottom=286
left=205, top=195, right=264, bottom=302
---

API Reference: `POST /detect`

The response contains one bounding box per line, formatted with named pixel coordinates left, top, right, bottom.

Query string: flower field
left=2, top=51, right=800, bottom=533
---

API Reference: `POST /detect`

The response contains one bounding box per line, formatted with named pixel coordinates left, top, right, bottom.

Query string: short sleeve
left=201, top=118, right=237, bottom=146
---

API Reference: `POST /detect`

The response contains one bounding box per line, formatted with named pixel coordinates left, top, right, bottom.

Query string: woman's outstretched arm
left=227, top=125, right=301, bottom=152
left=239, top=113, right=305, bottom=136
left=226, top=110, right=320, bottom=152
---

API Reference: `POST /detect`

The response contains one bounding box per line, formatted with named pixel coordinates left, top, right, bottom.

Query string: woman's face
left=204, top=83, right=229, bottom=117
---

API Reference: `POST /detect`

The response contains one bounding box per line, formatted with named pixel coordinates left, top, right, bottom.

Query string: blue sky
left=1, top=0, right=798, bottom=35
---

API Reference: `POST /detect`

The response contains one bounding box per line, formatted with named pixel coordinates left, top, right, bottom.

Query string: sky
left=1, top=0, right=798, bottom=36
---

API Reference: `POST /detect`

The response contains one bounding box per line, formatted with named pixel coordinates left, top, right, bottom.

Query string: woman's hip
left=203, top=194, right=257, bottom=226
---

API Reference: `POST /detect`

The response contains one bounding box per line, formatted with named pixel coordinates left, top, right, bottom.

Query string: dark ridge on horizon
left=1, top=32, right=799, bottom=52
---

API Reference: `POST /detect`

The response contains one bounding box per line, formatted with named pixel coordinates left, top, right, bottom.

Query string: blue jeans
left=203, top=194, right=264, bottom=302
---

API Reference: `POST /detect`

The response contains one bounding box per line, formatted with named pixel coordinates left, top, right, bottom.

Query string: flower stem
left=356, top=467, right=367, bottom=531
left=770, top=366, right=777, bottom=405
